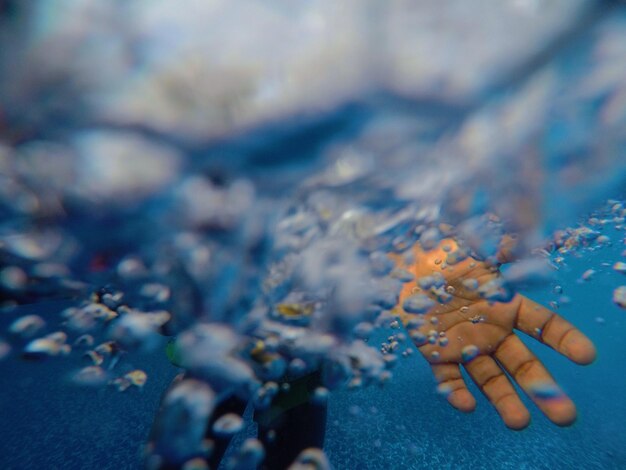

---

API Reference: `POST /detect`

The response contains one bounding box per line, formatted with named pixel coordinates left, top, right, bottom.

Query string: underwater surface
left=1, top=224, right=626, bottom=470
left=1, top=227, right=626, bottom=469
left=1, top=2, right=626, bottom=469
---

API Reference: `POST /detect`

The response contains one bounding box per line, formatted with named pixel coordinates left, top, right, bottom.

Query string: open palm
left=395, top=240, right=596, bottom=429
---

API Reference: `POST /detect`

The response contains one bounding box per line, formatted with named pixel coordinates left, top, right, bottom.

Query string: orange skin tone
left=394, top=240, right=596, bottom=430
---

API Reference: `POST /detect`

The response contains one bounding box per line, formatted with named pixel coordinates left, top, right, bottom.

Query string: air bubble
left=212, top=413, right=244, bottom=437
left=461, top=344, right=479, bottom=362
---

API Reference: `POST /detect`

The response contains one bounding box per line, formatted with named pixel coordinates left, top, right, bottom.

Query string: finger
left=515, top=296, right=596, bottom=365
left=430, top=363, right=476, bottom=413
left=495, top=334, right=577, bottom=426
left=496, top=234, right=518, bottom=264
left=464, top=355, right=530, bottom=430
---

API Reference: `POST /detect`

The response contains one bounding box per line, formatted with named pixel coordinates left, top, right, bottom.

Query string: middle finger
left=494, top=334, right=577, bottom=426
left=464, top=354, right=530, bottom=430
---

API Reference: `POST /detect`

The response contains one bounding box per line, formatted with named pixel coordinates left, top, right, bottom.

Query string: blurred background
left=1, top=1, right=625, bottom=469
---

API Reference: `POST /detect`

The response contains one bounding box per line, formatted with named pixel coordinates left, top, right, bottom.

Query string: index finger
left=514, top=296, right=596, bottom=365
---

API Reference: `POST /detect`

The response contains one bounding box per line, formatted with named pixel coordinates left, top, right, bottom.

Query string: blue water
left=1, top=4, right=626, bottom=469
left=1, top=227, right=624, bottom=469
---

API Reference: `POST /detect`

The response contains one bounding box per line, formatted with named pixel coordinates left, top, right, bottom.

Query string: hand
left=394, top=239, right=596, bottom=429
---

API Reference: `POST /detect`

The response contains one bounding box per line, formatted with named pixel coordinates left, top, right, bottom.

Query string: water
left=2, top=238, right=625, bottom=468
left=1, top=2, right=626, bottom=469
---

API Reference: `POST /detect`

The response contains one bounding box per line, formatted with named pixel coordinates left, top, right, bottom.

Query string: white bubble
left=182, top=457, right=208, bottom=470
left=0, top=266, right=27, bottom=290
left=9, top=315, right=45, bottom=338
left=231, top=438, right=265, bottom=469
left=462, top=279, right=479, bottom=291
left=212, top=413, right=244, bottom=437
left=402, top=294, right=435, bottom=314
left=108, top=309, right=170, bottom=351
left=613, top=286, right=626, bottom=309
left=312, top=387, right=330, bottom=404
left=353, top=322, right=374, bottom=340
left=613, top=262, right=626, bottom=275
left=153, top=379, right=216, bottom=464
left=72, top=366, right=108, bottom=387
left=419, top=228, right=441, bottom=250
left=73, top=334, right=95, bottom=349
left=24, top=335, right=70, bottom=357
left=436, top=383, right=453, bottom=397
left=117, top=257, right=149, bottom=279
left=0, top=340, right=11, bottom=361
left=580, top=268, right=596, bottom=281
left=461, top=344, right=479, bottom=362
left=390, top=268, right=415, bottom=282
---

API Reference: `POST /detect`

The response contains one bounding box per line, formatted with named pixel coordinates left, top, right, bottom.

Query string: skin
left=394, top=239, right=596, bottom=430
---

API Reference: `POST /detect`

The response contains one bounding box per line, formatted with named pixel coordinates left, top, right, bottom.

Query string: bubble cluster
left=548, top=200, right=626, bottom=311
left=402, top=294, right=436, bottom=314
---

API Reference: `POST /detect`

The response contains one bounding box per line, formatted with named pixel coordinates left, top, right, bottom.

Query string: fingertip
left=503, top=407, right=530, bottom=430
left=564, top=333, right=597, bottom=365
left=548, top=399, right=577, bottom=427
left=448, top=389, right=476, bottom=413
left=576, top=343, right=596, bottom=365
left=496, top=394, right=530, bottom=430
